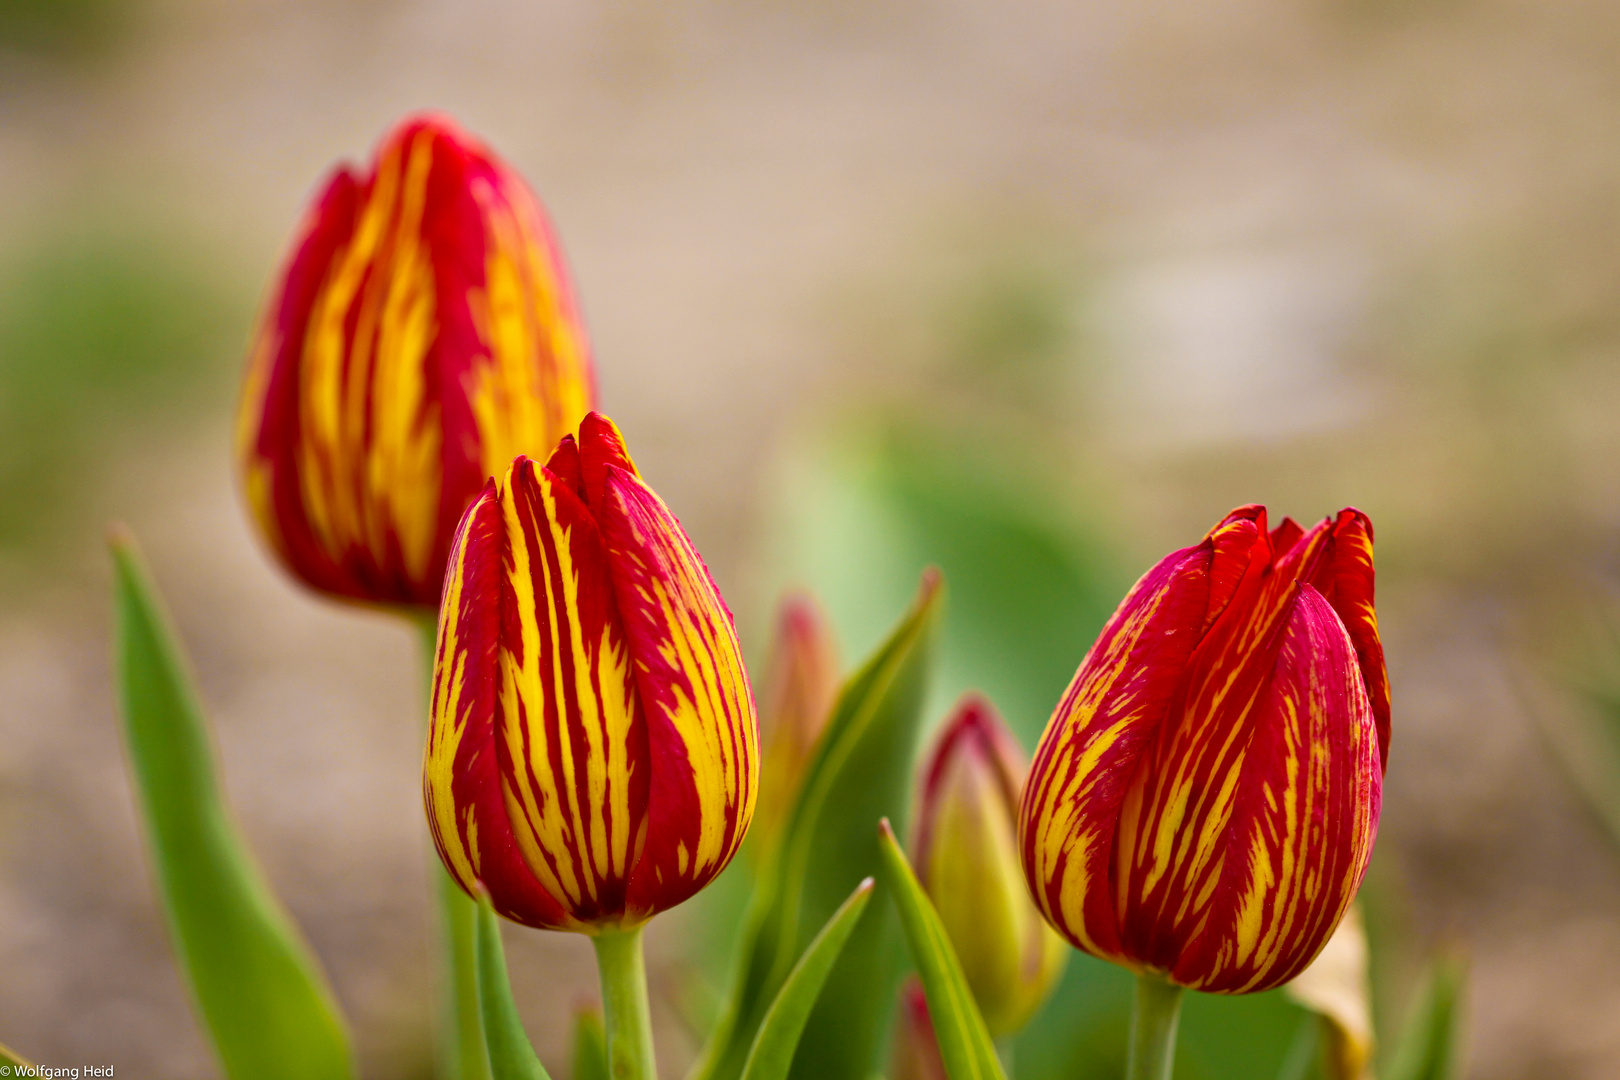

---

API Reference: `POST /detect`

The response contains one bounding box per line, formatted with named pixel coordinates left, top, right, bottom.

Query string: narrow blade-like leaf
left=0, top=1040, right=30, bottom=1068
left=740, top=878, right=875, bottom=1080
left=691, top=571, right=943, bottom=1080
left=876, top=819, right=1005, bottom=1080
left=473, top=895, right=552, bottom=1080
left=571, top=1006, right=610, bottom=1080
left=110, top=529, right=353, bottom=1080
left=1383, top=953, right=1467, bottom=1080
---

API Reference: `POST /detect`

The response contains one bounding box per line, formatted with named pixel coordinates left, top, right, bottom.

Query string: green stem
left=1126, top=972, right=1184, bottom=1080
left=417, top=615, right=492, bottom=1080
left=592, top=926, right=657, bottom=1080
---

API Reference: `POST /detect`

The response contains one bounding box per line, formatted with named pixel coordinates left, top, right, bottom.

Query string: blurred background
left=3, top=0, right=1620, bottom=1076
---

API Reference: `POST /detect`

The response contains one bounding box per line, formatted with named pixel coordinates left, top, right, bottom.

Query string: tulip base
left=592, top=926, right=656, bottom=1080
left=1126, top=972, right=1184, bottom=1080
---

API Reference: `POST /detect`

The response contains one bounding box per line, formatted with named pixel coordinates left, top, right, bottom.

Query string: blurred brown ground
left=5, top=0, right=1620, bottom=1077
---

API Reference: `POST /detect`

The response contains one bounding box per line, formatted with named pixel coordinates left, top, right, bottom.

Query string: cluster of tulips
left=2, top=114, right=1391, bottom=1080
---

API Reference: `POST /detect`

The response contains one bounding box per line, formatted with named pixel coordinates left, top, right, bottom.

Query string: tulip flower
left=424, top=411, right=758, bottom=931
left=752, top=592, right=840, bottom=847
left=913, top=694, right=1066, bottom=1037
left=1020, top=505, right=1386, bottom=1000
left=1019, top=505, right=1386, bottom=1079
left=237, top=113, right=594, bottom=609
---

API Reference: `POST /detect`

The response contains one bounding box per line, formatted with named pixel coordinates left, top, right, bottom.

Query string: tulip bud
left=237, top=113, right=594, bottom=609
left=913, top=694, right=1066, bottom=1036
left=889, top=979, right=948, bottom=1080
left=1019, top=505, right=1388, bottom=994
left=423, top=412, right=757, bottom=931
left=752, top=592, right=840, bottom=846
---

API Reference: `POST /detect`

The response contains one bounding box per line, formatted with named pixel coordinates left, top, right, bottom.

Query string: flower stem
left=417, top=615, right=491, bottom=1080
left=592, top=926, right=657, bottom=1080
left=1126, top=972, right=1184, bottom=1080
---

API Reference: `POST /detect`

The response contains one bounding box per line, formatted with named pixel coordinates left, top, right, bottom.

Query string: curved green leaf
left=691, top=571, right=943, bottom=1080
left=876, top=819, right=1004, bottom=1080
left=571, top=1005, right=610, bottom=1080
left=0, top=1039, right=31, bottom=1068
left=110, top=529, right=354, bottom=1080
left=472, top=895, right=552, bottom=1080
left=1384, top=952, right=1467, bottom=1080
left=740, top=878, right=875, bottom=1080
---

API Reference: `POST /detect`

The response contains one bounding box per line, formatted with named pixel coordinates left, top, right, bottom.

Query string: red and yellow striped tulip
left=236, top=113, right=594, bottom=609
left=1018, top=505, right=1388, bottom=993
left=423, top=413, right=757, bottom=931
left=913, top=694, right=1066, bottom=1035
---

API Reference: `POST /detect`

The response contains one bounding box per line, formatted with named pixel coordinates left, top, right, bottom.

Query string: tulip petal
left=1019, top=534, right=1229, bottom=963
left=1170, top=586, right=1381, bottom=993
left=594, top=461, right=758, bottom=917
left=1312, top=510, right=1390, bottom=772
left=494, top=457, right=648, bottom=926
left=237, top=115, right=594, bottom=608
left=425, top=481, right=573, bottom=929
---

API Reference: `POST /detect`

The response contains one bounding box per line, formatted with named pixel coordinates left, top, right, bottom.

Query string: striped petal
left=238, top=114, right=593, bottom=608
left=1170, top=585, right=1381, bottom=992
left=584, top=421, right=758, bottom=918
left=1304, top=510, right=1389, bottom=771
left=424, top=480, right=572, bottom=929
left=1020, top=531, right=1230, bottom=963
left=493, top=456, right=647, bottom=929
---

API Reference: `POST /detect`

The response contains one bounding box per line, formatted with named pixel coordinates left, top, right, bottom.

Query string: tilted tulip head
left=1019, top=505, right=1388, bottom=993
left=913, top=693, right=1067, bottom=1036
left=752, top=591, right=840, bottom=847
left=237, top=112, right=594, bottom=609
left=423, top=413, right=758, bottom=931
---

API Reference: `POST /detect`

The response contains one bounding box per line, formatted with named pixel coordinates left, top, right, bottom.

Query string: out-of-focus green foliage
left=0, top=1039, right=29, bottom=1068
left=0, top=0, right=132, bottom=56
left=0, top=231, right=242, bottom=551
left=875, top=820, right=1004, bottom=1080
left=771, top=420, right=1123, bottom=748
left=739, top=878, right=874, bottom=1080
left=691, top=575, right=940, bottom=1080
left=1382, top=954, right=1467, bottom=1080
left=571, top=1007, right=610, bottom=1080
left=111, top=530, right=355, bottom=1080
left=472, top=896, right=551, bottom=1080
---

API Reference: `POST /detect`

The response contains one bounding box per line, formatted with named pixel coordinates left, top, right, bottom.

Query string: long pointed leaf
left=110, top=529, right=354, bottom=1080
left=740, top=878, right=875, bottom=1080
left=0, top=1040, right=30, bottom=1068
left=876, top=819, right=1005, bottom=1080
left=1384, top=953, right=1467, bottom=1080
left=571, top=1006, right=610, bottom=1080
left=472, top=895, right=552, bottom=1080
left=692, top=571, right=943, bottom=1080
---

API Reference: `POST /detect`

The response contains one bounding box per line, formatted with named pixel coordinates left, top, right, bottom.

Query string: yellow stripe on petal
left=494, top=457, right=644, bottom=926
left=595, top=459, right=758, bottom=917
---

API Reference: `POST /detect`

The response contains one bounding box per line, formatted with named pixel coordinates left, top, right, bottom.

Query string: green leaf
left=740, top=878, right=875, bottom=1080
left=110, top=529, right=354, bottom=1080
left=1383, top=953, right=1467, bottom=1080
left=691, top=571, right=943, bottom=1080
left=875, top=819, right=1005, bottom=1080
left=571, top=1005, right=610, bottom=1080
left=472, top=895, right=552, bottom=1080
left=0, top=1039, right=31, bottom=1068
